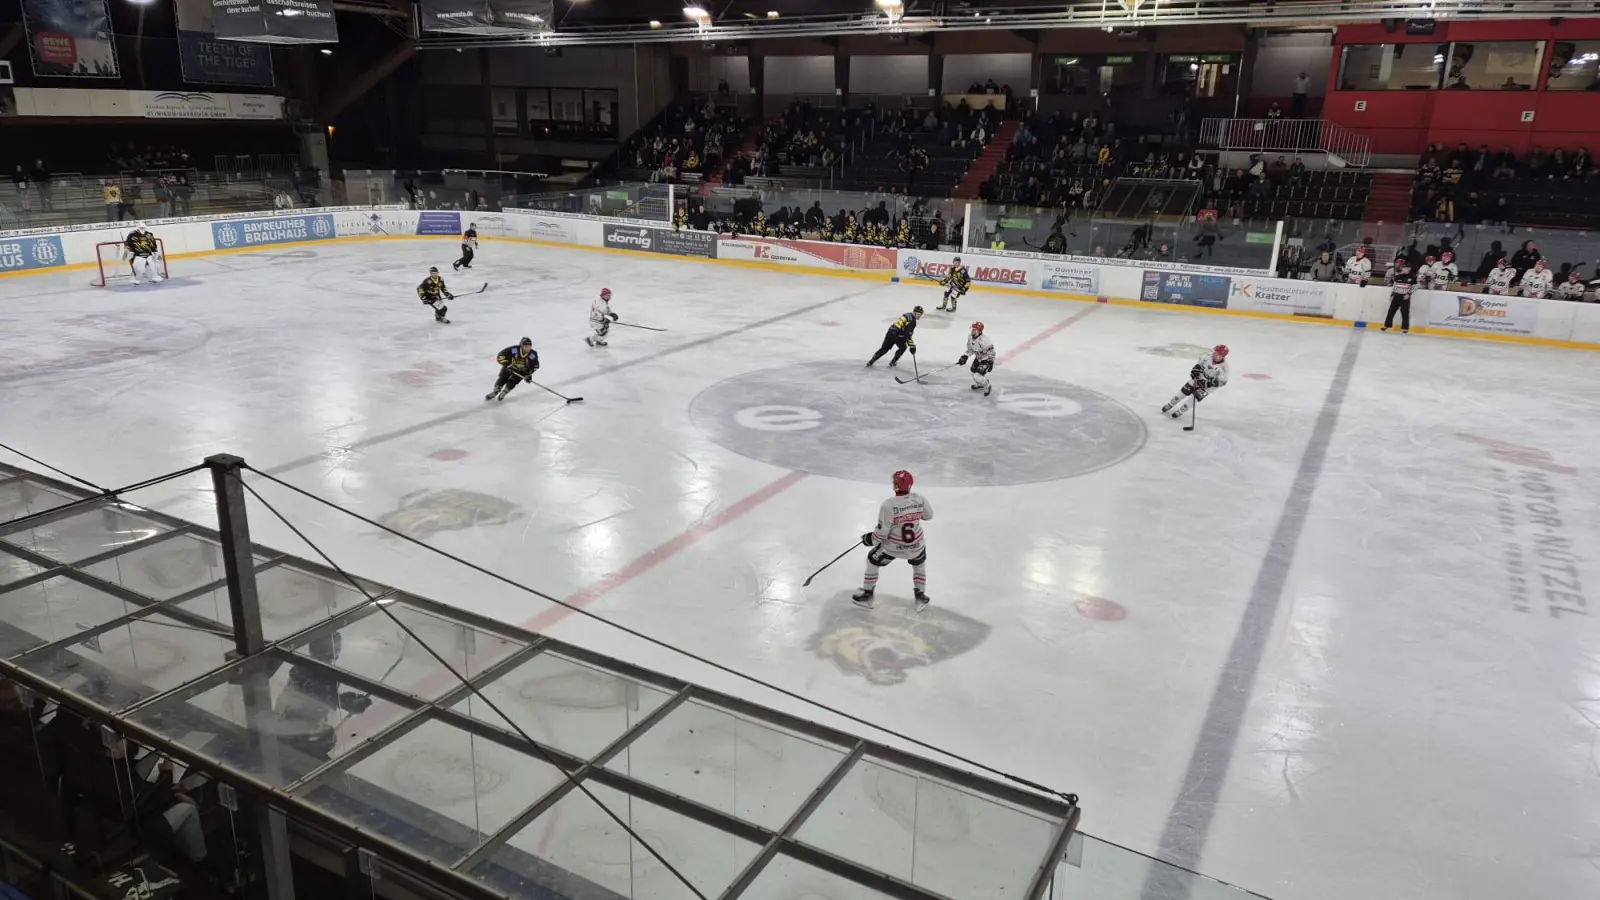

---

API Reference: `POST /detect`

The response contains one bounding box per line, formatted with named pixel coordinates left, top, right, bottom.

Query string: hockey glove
left=445, top=292, right=456, bottom=301
left=908, top=345, right=917, bottom=355
left=860, top=532, right=875, bottom=547
left=1190, top=364, right=1204, bottom=381
left=610, top=312, right=620, bottom=322
left=523, top=375, right=532, bottom=383
left=958, top=355, right=969, bottom=365
left=1192, top=386, right=1209, bottom=401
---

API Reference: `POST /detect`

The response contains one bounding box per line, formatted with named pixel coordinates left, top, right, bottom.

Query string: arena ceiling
left=411, top=0, right=1600, bottom=48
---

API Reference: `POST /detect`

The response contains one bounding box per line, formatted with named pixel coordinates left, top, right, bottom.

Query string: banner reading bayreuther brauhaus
left=419, top=0, right=553, bottom=34
left=211, top=0, right=337, bottom=44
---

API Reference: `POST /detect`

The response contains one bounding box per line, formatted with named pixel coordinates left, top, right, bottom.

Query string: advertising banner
left=898, top=250, right=1030, bottom=288
left=211, top=0, right=338, bottom=44
left=603, top=224, right=716, bottom=259
left=174, top=0, right=273, bottom=86
left=1425, top=291, right=1540, bottom=336
left=717, top=236, right=894, bottom=271
left=1038, top=260, right=1101, bottom=296
left=471, top=213, right=517, bottom=238
left=1228, top=278, right=1335, bottom=317
left=419, top=0, right=552, bottom=33
left=212, top=214, right=336, bottom=250
left=22, top=0, right=119, bottom=78
left=0, top=235, right=66, bottom=273
left=1141, top=270, right=1230, bottom=309
left=416, top=211, right=463, bottom=236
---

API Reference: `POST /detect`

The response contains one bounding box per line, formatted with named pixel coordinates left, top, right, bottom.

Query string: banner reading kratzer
left=175, top=0, right=274, bottom=87
left=1425, top=291, right=1540, bottom=336
left=211, top=0, right=337, bottom=44
left=22, top=0, right=120, bottom=78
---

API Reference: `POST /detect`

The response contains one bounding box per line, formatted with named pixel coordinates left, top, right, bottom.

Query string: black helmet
left=913, top=305, right=924, bottom=314
left=429, top=266, right=439, bottom=274
left=519, top=336, right=532, bottom=346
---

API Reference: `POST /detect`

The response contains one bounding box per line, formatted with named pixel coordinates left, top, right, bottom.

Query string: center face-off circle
left=690, top=361, right=1145, bottom=486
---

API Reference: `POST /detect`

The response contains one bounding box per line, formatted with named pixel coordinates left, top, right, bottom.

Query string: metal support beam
left=206, top=454, right=296, bottom=900
left=719, top=742, right=866, bottom=900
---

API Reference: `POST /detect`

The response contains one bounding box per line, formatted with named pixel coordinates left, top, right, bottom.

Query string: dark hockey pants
left=456, top=245, right=475, bottom=268
left=493, top=366, right=528, bottom=394
left=870, top=330, right=912, bottom=365
left=1384, top=293, right=1411, bottom=330
left=425, top=298, right=448, bottom=320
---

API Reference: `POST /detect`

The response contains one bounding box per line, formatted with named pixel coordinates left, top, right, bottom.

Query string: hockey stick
left=895, top=362, right=960, bottom=385
left=911, top=353, right=922, bottom=384
left=611, top=321, right=668, bottom=332
left=1183, top=402, right=1197, bottom=432
left=802, top=541, right=863, bottom=587
left=530, top=380, right=583, bottom=404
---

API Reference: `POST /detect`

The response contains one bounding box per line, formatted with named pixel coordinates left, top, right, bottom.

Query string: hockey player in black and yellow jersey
left=123, top=223, right=163, bottom=284
left=418, top=267, right=454, bottom=323
left=894, top=218, right=912, bottom=248
left=485, top=337, right=539, bottom=401
left=866, top=306, right=923, bottom=368
left=938, top=257, right=971, bottom=312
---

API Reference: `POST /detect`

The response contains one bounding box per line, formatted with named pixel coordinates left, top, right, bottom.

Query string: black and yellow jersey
left=417, top=275, right=447, bottom=301
left=497, top=345, right=539, bottom=374
left=124, top=231, right=159, bottom=257
left=942, top=266, right=971, bottom=290
left=462, top=226, right=478, bottom=244
left=889, top=312, right=919, bottom=346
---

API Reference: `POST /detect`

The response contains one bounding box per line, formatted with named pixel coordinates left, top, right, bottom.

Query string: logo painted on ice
left=808, top=600, right=991, bottom=685
left=375, top=489, right=524, bottom=539
left=733, top=405, right=822, bottom=432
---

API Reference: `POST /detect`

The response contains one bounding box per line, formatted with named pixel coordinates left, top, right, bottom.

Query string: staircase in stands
left=1363, top=172, right=1414, bottom=224
left=954, top=120, right=1022, bottom=200
left=698, top=132, right=763, bottom=196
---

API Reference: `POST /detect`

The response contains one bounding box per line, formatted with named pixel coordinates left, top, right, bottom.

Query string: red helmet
left=892, top=470, right=914, bottom=494
left=970, top=321, right=984, bottom=334
left=1535, top=259, right=1547, bottom=269
left=1442, top=251, right=1454, bottom=260
left=1425, top=255, right=1436, bottom=263
left=1498, top=257, right=1507, bottom=266
left=1213, top=344, right=1230, bottom=360
left=600, top=287, right=612, bottom=300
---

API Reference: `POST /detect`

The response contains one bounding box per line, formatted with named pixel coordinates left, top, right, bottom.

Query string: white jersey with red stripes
left=872, top=492, right=933, bottom=558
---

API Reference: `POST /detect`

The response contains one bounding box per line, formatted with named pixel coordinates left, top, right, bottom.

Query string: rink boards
left=3, top=205, right=1599, bottom=350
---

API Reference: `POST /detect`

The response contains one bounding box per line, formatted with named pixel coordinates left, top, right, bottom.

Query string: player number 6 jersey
left=966, top=333, right=995, bottom=362
left=873, top=492, right=933, bottom=556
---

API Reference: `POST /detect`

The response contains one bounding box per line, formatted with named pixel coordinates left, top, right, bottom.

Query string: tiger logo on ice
left=808, top=600, right=990, bottom=685
left=376, top=489, right=523, bottom=538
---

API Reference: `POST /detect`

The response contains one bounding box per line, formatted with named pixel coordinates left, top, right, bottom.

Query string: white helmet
left=133, top=222, right=147, bottom=233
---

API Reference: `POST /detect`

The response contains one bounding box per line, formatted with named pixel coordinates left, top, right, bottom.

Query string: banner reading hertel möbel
left=210, top=0, right=337, bottom=44
left=419, top=0, right=553, bottom=34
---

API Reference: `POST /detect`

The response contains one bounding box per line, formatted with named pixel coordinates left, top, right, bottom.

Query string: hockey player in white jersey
left=1416, top=255, right=1438, bottom=291
left=1162, top=344, right=1229, bottom=420
left=1520, top=259, right=1553, bottom=298
left=853, top=469, right=933, bottom=611
left=1432, top=251, right=1459, bottom=288
left=1554, top=270, right=1588, bottom=301
left=1484, top=258, right=1516, bottom=295
left=586, top=287, right=619, bottom=347
left=957, top=321, right=996, bottom=396
left=1344, top=247, right=1372, bottom=286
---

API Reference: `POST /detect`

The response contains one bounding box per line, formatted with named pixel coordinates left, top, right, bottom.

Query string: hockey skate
left=914, top=590, right=931, bottom=612
left=971, top=383, right=984, bottom=390
left=851, top=588, right=875, bottom=609
left=484, top=391, right=497, bottom=401
left=984, top=384, right=992, bottom=397
left=887, top=359, right=898, bottom=368
left=1161, top=397, right=1178, bottom=414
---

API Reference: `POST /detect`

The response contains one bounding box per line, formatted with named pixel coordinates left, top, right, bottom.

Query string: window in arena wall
left=526, top=88, right=551, bottom=122
left=1542, top=40, right=1599, bottom=91
left=1444, top=41, right=1545, bottom=90
left=1336, top=44, right=1443, bottom=91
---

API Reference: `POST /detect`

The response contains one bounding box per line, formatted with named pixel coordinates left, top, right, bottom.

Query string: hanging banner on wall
left=419, top=0, right=553, bottom=34
left=22, top=0, right=120, bottom=78
left=210, top=0, right=338, bottom=44
left=174, top=0, right=274, bottom=87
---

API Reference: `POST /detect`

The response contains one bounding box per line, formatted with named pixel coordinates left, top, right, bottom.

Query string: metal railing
left=1201, top=117, right=1373, bottom=168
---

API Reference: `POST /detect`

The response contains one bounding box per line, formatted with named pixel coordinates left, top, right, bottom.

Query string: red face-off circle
left=428, top=449, right=468, bottom=461
left=1075, top=596, right=1127, bottom=621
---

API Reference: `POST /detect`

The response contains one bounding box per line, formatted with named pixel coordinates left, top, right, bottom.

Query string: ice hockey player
left=866, top=306, right=923, bottom=368
left=453, top=222, right=478, bottom=271
left=586, top=287, right=619, bottom=347
left=1484, top=258, right=1516, bottom=295
left=1343, top=246, right=1372, bottom=286
left=417, top=267, right=453, bottom=323
left=1416, top=255, right=1437, bottom=291
left=957, top=321, right=996, bottom=396
left=1162, top=344, right=1230, bottom=420
left=1520, top=259, right=1553, bottom=298
left=853, top=469, right=933, bottom=612
left=1382, top=254, right=1417, bottom=333
left=485, top=337, right=539, bottom=401
left=1554, top=270, right=1588, bottom=301
left=938, top=257, right=971, bottom=312
left=123, top=223, right=163, bottom=284
left=1432, top=250, right=1459, bottom=288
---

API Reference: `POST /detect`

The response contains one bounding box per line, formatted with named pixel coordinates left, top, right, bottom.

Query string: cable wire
left=0, top=464, right=208, bottom=534
left=233, top=472, right=709, bottom=900
left=243, top=464, right=1077, bottom=806
left=0, top=440, right=112, bottom=492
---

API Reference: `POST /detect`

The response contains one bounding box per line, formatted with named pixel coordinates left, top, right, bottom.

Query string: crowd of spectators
left=678, top=192, right=959, bottom=250
left=1412, top=142, right=1594, bottom=227
left=623, top=96, right=747, bottom=183
left=108, top=143, right=195, bottom=175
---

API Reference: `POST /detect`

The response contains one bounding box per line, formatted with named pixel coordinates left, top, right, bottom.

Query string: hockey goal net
left=93, top=239, right=168, bottom=287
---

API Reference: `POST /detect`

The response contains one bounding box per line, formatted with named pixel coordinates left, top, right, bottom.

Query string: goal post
left=93, top=239, right=168, bottom=287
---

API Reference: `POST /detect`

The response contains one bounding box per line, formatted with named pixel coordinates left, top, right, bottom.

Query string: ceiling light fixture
left=767, top=10, right=779, bottom=17
left=875, top=0, right=904, bottom=23
left=649, top=19, right=662, bottom=27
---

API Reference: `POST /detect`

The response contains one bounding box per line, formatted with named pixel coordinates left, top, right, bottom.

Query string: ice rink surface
left=4, top=238, right=1600, bottom=900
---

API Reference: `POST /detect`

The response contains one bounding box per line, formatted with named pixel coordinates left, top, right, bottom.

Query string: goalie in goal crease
left=122, top=223, right=164, bottom=284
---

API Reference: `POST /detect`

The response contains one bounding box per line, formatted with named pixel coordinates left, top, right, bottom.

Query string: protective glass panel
left=0, top=575, right=144, bottom=660
left=305, top=717, right=566, bottom=865
left=742, top=852, right=899, bottom=900
left=129, top=651, right=407, bottom=787
left=253, top=564, right=377, bottom=641
left=1546, top=41, right=1600, bottom=91
left=0, top=546, right=48, bottom=586
left=1446, top=41, right=1544, bottom=91
left=472, top=781, right=761, bottom=900
left=606, top=698, right=848, bottom=830
left=2, top=504, right=171, bottom=564
left=290, top=600, right=524, bottom=700
left=1337, top=44, right=1443, bottom=91
left=0, top=478, right=79, bottom=525
left=16, top=612, right=236, bottom=711
left=453, top=652, right=673, bottom=760
left=795, top=755, right=1060, bottom=899
left=80, top=534, right=250, bottom=601
left=1050, top=832, right=1264, bottom=899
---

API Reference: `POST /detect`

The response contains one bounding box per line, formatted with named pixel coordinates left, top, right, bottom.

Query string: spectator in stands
left=1265, top=101, right=1284, bottom=119
left=1475, top=241, right=1505, bottom=283
left=102, top=179, right=122, bottom=221
left=1573, top=147, right=1592, bottom=179
left=154, top=176, right=173, bottom=218
left=1467, top=144, right=1493, bottom=183
left=1523, top=145, right=1548, bottom=178
left=1287, top=156, right=1308, bottom=186
left=1267, top=155, right=1288, bottom=185
left=984, top=78, right=999, bottom=94
left=11, top=165, right=27, bottom=210
left=1512, top=239, right=1542, bottom=277
left=1192, top=215, right=1223, bottom=259
left=28, top=159, right=50, bottom=211
left=1459, top=190, right=1484, bottom=223
left=1308, top=250, right=1339, bottom=282
left=1488, top=195, right=1512, bottom=228
left=1432, top=193, right=1455, bottom=223
left=1492, top=146, right=1518, bottom=178
left=1292, top=71, right=1310, bottom=117
left=1550, top=148, right=1570, bottom=178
